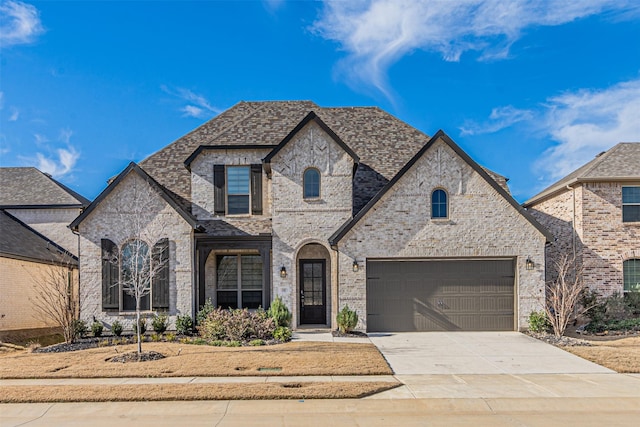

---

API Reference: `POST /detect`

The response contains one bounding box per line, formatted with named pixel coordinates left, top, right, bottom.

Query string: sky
left=1, top=0, right=639, bottom=203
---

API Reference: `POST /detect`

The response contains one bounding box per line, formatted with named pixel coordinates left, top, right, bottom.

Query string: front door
left=300, top=259, right=326, bottom=324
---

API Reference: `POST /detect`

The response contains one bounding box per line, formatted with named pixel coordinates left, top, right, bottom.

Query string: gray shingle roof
left=524, top=143, right=640, bottom=206
left=0, top=210, right=78, bottom=265
left=0, top=167, right=90, bottom=207
left=134, top=101, right=513, bottom=233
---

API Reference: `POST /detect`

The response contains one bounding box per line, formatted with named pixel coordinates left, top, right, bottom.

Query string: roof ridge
left=39, top=170, right=91, bottom=206
left=578, top=144, right=619, bottom=178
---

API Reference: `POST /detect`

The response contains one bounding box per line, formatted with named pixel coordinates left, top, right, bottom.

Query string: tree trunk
left=136, top=297, right=142, bottom=356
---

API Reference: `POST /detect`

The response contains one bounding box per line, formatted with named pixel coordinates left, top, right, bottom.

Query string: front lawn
left=560, top=336, right=640, bottom=373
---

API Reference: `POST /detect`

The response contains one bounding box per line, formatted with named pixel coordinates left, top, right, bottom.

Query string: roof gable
left=0, top=210, right=77, bottom=265
left=263, top=111, right=359, bottom=167
left=70, top=162, right=199, bottom=231
left=525, top=142, right=640, bottom=206
left=0, top=167, right=90, bottom=208
left=329, top=130, right=553, bottom=245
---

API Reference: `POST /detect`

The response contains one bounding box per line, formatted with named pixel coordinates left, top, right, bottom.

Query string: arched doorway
left=297, top=243, right=331, bottom=326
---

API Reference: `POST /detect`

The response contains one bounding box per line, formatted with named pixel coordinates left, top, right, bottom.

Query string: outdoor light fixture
left=280, top=266, right=287, bottom=278
left=526, top=257, right=535, bottom=270
left=352, top=260, right=359, bottom=272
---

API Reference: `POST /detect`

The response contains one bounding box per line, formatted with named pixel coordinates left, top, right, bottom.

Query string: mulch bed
left=109, top=351, right=165, bottom=363
left=331, top=330, right=368, bottom=338
left=527, top=332, right=593, bottom=347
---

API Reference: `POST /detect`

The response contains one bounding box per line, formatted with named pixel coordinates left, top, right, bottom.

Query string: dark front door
left=300, top=259, right=326, bottom=324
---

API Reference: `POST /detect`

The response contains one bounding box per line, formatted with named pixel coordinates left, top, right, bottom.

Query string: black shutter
left=152, top=238, right=170, bottom=310
left=251, top=164, right=263, bottom=215
left=101, top=239, right=119, bottom=311
left=214, top=164, right=225, bottom=215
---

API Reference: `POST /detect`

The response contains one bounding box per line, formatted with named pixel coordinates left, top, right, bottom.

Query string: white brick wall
left=336, top=139, right=547, bottom=330
left=7, top=208, right=82, bottom=256
left=77, top=172, right=193, bottom=330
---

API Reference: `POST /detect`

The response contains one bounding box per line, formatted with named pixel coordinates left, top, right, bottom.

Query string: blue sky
left=1, top=0, right=639, bottom=203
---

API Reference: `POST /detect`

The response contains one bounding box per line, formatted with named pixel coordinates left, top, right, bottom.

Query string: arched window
left=624, top=259, right=640, bottom=293
left=431, top=189, right=448, bottom=219
left=303, top=168, right=321, bottom=199
left=121, top=239, right=151, bottom=311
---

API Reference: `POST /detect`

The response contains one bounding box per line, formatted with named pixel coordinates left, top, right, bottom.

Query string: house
left=71, top=101, right=551, bottom=332
left=524, top=143, right=640, bottom=296
left=0, top=167, right=87, bottom=337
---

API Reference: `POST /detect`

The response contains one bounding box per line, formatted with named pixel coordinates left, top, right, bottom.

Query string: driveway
left=368, top=331, right=613, bottom=375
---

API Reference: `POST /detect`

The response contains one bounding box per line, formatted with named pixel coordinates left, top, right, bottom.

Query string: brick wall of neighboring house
left=529, top=182, right=639, bottom=296
left=6, top=208, right=82, bottom=256
left=581, top=182, right=640, bottom=295
left=270, top=121, right=354, bottom=327
left=336, top=138, right=547, bottom=330
left=190, top=148, right=272, bottom=220
left=0, top=256, right=77, bottom=331
left=77, top=173, right=193, bottom=330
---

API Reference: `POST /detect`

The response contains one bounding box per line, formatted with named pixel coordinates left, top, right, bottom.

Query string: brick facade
left=336, top=138, right=546, bottom=330
left=528, top=182, right=640, bottom=295
left=6, top=208, right=82, bottom=256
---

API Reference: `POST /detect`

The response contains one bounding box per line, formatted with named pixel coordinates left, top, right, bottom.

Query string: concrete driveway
left=368, top=331, right=612, bottom=375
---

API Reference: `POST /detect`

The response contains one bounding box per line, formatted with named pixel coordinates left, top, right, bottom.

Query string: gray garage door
left=366, top=259, right=515, bottom=332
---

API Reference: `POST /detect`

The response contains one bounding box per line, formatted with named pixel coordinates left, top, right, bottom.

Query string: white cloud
left=9, top=107, right=19, bottom=121
left=161, top=85, right=220, bottom=119
left=535, top=78, right=640, bottom=180
left=460, top=106, right=533, bottom=135
left=312, top=0, right=638, bottom=99
left=35, top=146, right=79, bottom=178
left=0, top=0, right=45, bottom=47
left=263, top=0, right=285, bottom=12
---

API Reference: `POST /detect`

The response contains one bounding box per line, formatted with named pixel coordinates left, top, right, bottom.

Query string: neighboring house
left=0, top=168, right=88, bottom=337
left=0, top=167, right=90, bottom=256
left=71, top=101, right=551, bottom=332
left=0, top=210, right=78, bottom=336
left=524, top=143, right=640, bottom=296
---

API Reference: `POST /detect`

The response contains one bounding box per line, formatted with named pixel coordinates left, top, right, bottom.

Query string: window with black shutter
left=101, top=239, right=119, bottom=311
left=152, top=238, right=170, bottom=310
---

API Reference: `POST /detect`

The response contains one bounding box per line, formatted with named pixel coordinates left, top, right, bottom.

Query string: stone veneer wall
left=78, top=173, right=193, bottom=330
left=336, top=138, right=547, bottom=331
left=6, top=208, right=82, bottom=256
left=190, top=148, right=272, bottom=220
left=270, top=121, right=354, bottom=327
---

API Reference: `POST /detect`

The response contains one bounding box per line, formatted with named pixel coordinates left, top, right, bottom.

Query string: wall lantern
left=280, top=266, right=287, bottom=278
left=525, top=257, right=535, bottom=271
left=352, top=260, right=359, bottom=272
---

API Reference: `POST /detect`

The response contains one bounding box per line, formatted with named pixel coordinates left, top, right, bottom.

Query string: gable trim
left=69, top=162, right=199, bottom=231
left=184, top=145, right=279, bottom=171
left=329, top=130, right=554, bottom=246
left=262, top=111, right=360, bottom=168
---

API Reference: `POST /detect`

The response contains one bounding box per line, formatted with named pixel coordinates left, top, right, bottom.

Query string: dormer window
left=431, top=189, right=448, bottom=219
left=303, top=168, right=321, bottom=199
left=227, top=166, right=250, bottom=215
left=213, top=164, right=262, bottom=216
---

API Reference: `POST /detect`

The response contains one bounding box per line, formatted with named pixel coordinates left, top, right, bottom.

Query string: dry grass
left=0, top=342, right=392, bottom=379
left=562, top=336, right=640, bottom=373
left=0, top=381, right=399, bottom=403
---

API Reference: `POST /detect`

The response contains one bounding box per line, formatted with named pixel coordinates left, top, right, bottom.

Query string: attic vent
left=595, top=151, right=606, bottom=157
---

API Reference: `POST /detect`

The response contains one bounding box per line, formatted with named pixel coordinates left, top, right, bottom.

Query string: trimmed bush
left=91, top=321, right=104, bottom=337
left=133, top=317, right=147, bottom=335
left=336, top=305, right=358, bottom=334
left=111, top=320, right=123, bottom=337
left=72, top=319, right=88, bottom=339
left=268, top=296, right=291, bottom=328
left=528, top=311, right=551, bottom=333
left=176, top=314, right=194, bottom=336
left=273, top=326, right=292, bottom=342
left=151, top=314, right=168, bottom=334
left=198, top=307, right=277, bottom=342
left=196, top=298, right=215, bottom=326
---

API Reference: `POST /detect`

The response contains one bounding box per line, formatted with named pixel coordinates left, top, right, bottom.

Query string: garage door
left=366, top=259, right=515, bottom=332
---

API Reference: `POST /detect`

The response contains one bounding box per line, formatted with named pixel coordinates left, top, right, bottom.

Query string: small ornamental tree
left=545, top=254, right=586, bottom=337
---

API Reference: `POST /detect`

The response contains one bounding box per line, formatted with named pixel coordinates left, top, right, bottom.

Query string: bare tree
left=106, top=174, right=169, bottom=355
left=545, top=253, right=585, bottom=337
left=30, top=261, right=80, bottom=344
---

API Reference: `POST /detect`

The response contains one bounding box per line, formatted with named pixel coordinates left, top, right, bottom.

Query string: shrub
left=111, top=320, right=123, bottom=337
left=192, top=338, right=208, bottom=345
left=198, top=308, right=226, bottom=341
left=226, top=340, right=241, bottom=347
left=91, top=321, right=104, bottom=337
left=151, top=314, right=168, bottom=334
left=133, top=317, right=147, bottom=335
left=336, top=305, right=358, bottom=333
left=198, top=307, right=277, bottom=342
left=210, top=340, right=224, bottom=347
left=165, top=332, right=176, bottom=342
left=72, top=319, right=88, bottom=339
left=580, top=289, right=607, bottom=324
left=624, top=292, right=640, bottom=316
left=196, top=298, right=215, bottom=326
left=176, top=314, right=194, bottom=336
left=604, top=293, right=630, bottom=321
left=273, top=326, right=292, bottom=342
left=250, top=339, right=265, bottom=346
left=268, top=296, right=292, bottom=328
left=528, top=311, right=551, bottom=333
left=151, top=333, right=162, bottom=342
